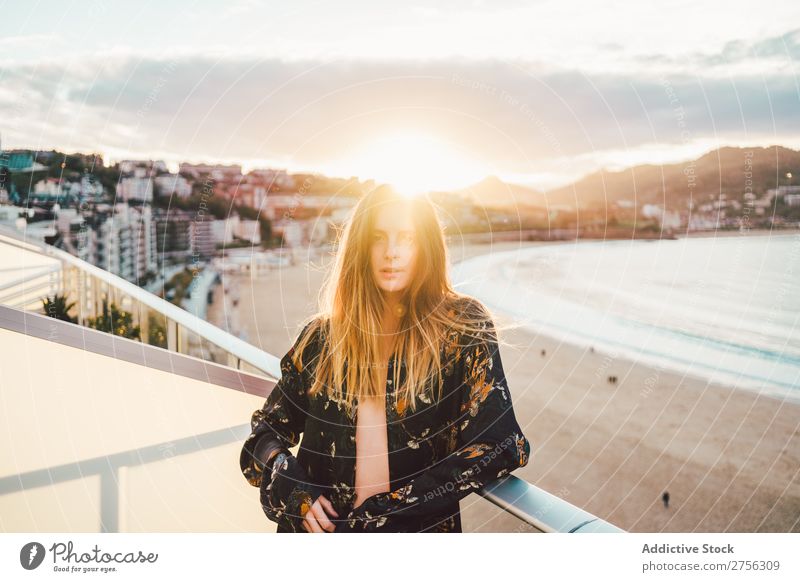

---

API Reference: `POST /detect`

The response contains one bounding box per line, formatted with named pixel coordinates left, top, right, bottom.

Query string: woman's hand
left=301, top=494, right=339, bottom=532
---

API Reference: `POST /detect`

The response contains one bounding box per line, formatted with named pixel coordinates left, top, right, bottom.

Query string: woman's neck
left=380, top=299, right=403, bottom=360
left=382, top=293, right=404, bottom=330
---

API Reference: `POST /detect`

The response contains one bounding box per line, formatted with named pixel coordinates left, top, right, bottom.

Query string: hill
left=461, top=146, right=800, bottom=210
left=544, top=146, right=800, bottom=210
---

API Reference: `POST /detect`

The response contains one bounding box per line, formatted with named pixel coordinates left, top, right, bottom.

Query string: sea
left=450, top=232, right=800, bottom=403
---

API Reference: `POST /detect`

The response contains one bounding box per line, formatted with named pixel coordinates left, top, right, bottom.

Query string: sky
left=1, top=0, right=799, bottom=192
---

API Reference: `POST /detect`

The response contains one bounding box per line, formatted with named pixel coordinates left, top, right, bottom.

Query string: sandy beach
left=211, top=239, right=800, bottom=533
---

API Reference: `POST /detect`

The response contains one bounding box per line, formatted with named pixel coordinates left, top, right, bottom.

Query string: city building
left=117, top=176, right=154, bottom=203
left=154, top=173, right=193, bottom=199
left=94, top=204, right=157, bottom=283
left=118, top=160, right=168, bottom=174
left=247, top=168, right=295, bottom=190
left=211, top=215, right=239, bottom=245
left=190, top=218, right=216, bottom=259
left=154, top=209, right=192, bottom=264
left=33, top=177, right=63, bottom=198
left=179, top=163, right=242, bottom=182
left=234, top=219, right=261, bottom=245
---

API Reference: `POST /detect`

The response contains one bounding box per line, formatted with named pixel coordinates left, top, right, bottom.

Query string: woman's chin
left=380, top=283, right=406, bottom=294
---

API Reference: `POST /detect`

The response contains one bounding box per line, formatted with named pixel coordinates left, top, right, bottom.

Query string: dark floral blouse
left=239, top=301, right=532, bottom=533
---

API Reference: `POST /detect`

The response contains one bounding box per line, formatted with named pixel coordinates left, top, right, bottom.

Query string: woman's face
left=370, top=200, right=419, bottom=297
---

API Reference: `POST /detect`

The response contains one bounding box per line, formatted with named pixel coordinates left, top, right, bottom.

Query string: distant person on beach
left=240, top=184, right=532, bottom=533
left=662, top=491, right=670, bottom=508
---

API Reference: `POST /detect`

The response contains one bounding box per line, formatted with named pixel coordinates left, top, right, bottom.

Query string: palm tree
left=86, top=299, right=141, bottom=340
left=41, top=293, right=77, bottom=324
left=147, top=313, right=168, bottom=348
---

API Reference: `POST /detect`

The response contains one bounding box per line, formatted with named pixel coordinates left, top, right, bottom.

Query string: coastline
left=676, top=227, right=799, bottom=239
left=211, top=238, right=800, bottom=533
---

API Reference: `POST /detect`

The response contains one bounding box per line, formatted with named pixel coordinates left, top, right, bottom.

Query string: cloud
left=745, top=28, right=800, bottom=60
left=0, top=48, right=797, bottom=188
left=639, top=28, right=800, bottom=71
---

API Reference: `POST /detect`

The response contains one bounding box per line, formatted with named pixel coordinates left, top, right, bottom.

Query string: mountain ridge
left=461, top=145, right=800, bottom=209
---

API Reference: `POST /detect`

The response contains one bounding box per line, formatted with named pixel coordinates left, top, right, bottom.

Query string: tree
left=259, top=217, right=272, bottom=248
left=41, top=293, right=77, bottom=324
left=147, top=313, right=168, bottom=348
left=86, top=299, right=141, bottom=340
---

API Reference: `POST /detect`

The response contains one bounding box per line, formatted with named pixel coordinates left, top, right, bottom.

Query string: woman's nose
left=385, top=240, right=400, bottom=257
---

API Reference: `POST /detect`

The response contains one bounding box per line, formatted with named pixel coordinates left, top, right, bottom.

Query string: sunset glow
left=331, top=133, right=489, bottom=196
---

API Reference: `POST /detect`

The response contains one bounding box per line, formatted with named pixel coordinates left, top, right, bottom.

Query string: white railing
left=0, top=226, right=280, bottom=379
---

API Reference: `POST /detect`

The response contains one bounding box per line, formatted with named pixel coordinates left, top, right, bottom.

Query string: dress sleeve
left=345, top=315, right=532, bottom=531
left=239, top=321, right=324, bottom=532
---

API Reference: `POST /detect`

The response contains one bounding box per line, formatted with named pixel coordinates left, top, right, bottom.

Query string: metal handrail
left=478, top=475, right=625, bottom=533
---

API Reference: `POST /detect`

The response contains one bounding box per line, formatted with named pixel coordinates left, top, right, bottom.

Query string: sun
left=333, top=132, right=488, bottom=196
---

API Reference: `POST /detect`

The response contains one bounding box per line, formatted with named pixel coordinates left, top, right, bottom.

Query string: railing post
left=138, top=301, right=149, bottom=345
left=75, top=268, right=83, bottom=325
left=91, top=275, right=100, bottom=319
left=167, top=319, right=179, bottom=353
left=99, top=465, right=119, bottom=533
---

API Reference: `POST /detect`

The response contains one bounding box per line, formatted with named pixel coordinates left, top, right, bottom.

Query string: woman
left=239, top=184, right=531, bottom=533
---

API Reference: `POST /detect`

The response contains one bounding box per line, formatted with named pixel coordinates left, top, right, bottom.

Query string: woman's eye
left=372, top=233, right=414, bottom=244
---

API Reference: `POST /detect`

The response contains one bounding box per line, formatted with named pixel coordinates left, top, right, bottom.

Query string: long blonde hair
left=290, top=184, right=515, bottom=416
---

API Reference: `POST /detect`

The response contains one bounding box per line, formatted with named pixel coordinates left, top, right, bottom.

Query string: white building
left=0, top=205, right=28, bottom=230
left=21, top=221, right=57, bottom=244
left=78, top=175, right=104, bottom=199
left=234, top=219, right=261, bottom=245
left=246, top=185, right=268, bottom=210
left=308, top=217, right=331, bottom=245
left=96, top=204, right=157, bottom=282
left=211, top=215, right=240, bottom=245
left=130, top=205, right=158, bottom=280
left=766, top=185, right=800, bottom=200
left=688, top=215, right=718, bottom=231
left=179, top=163, right=242, bottom=182
left=97, top=216, right=134, bottom=281
left=272, top=219, right=302, bottom=247
left=189, top=219, right=216, bottom=259
left=784, top=194, right=800, bottom=207
left=642, top=204, right=681, bottom=229
left=119, top=160, right=168, bottom=175
left=117, top=177, right=154, bottom=203
left=154, top=174, right=193, bottom=199
left=33, top=178, right=62, bottom=197
left=54, top=208, right=96, bottom=264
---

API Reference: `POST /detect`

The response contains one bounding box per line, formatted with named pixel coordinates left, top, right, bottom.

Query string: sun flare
left=333, top=132, right=489, bottom=196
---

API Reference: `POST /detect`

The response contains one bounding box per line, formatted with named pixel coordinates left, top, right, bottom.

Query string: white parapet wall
left=0, top=321, right=285, bottom=533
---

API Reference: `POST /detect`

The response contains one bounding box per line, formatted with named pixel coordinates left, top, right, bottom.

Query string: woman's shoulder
left=447, top=295, right=495, bottom=333
left=444, top=293, right=490, bottom=318
left=445, top=295, right=501, bottom=356
left=296, top=315, right=326, bottom=342
left=287, top=315, right=328, bottom=373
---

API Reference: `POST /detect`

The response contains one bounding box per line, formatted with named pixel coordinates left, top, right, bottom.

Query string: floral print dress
left=239, top=302, right=532, bottom=533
